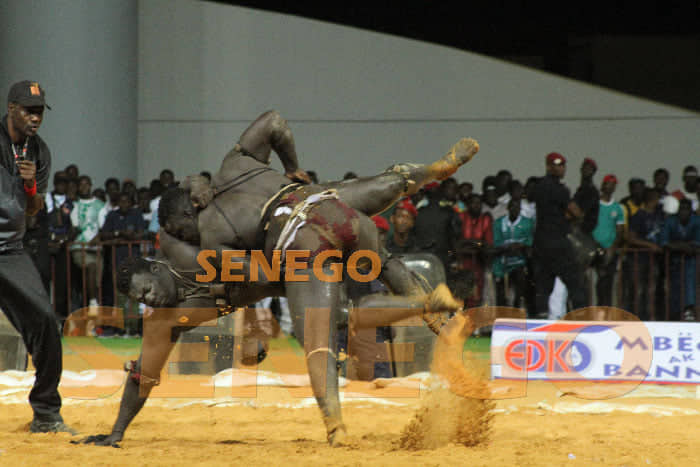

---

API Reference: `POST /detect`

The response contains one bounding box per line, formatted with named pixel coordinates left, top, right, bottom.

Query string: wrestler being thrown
left=79, top=110, right=478, bottom=448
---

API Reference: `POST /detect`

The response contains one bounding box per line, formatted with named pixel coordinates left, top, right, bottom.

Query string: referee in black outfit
left=532, top=152, right=587, bottom=317
left=0, top=81, right=75, bottom=434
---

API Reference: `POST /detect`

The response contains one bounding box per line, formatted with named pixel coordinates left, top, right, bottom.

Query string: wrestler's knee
left=265, top=109, right=284, bottom=126
left=267, top=110, right=292, bottom=140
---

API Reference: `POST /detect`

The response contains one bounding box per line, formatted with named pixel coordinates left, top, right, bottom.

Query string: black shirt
left=386, top=232, right=417, bottom=255
left=0, top=115, right=51, bottom=248
left=573, top=180, right=600, bottom=234
left=533, top=174, right=571, bottom=247
left=413, top=198, right=461, bottom=267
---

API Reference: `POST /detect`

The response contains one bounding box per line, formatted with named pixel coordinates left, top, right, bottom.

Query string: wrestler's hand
left=72, top=433, right=122, bottom=448
left=285, top=168, right=311, bottom=184
left=183, top=175, right=214, bottom=209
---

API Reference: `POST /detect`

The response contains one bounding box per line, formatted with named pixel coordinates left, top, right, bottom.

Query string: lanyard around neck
left=11, top=138, right=29, bottom=161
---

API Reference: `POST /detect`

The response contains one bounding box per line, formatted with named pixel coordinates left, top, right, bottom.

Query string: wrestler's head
left=159, top=187, right=201, bottom=244
left=117, top=257, right=178, bottom=307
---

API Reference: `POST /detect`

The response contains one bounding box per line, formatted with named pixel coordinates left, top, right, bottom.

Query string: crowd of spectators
left=24, top=165, right=189, bottom=336
left=27, top=158, right=699, bottom=339
left=378, top=160, right=699, bottom=322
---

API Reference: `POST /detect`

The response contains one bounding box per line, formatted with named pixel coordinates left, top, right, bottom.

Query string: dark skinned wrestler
left=179, top=110, right=477, bottom=328
left=78, top=228, right=460, bottom=448
left=82, top=110, right=479, bottom=446
left=177, top=112, right=477, bottom=445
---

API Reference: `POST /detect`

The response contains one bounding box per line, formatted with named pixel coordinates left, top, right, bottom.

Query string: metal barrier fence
left=460, top=248, right=698, bottom=320
left=50, top=240, right=154, bottom=314
left=49, top=242, right=698, bottom=321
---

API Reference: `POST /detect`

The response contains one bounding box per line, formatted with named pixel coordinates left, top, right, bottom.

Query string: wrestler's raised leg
left=391, top=137, right=480, bottom=192
left=353, top=215, right=462, bottom=333
left=326, top=173, right=407, bottom=217
left=350, top=284, right=461, bottom=334
left=325, top=138, right=479, bottom=216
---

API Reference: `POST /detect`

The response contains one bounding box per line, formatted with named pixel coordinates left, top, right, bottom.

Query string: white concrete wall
left=138, top=0, right=699, bottom=193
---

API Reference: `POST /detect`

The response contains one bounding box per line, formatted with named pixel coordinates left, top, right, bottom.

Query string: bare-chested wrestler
left=81, top=110, right=479, bottom=447
left=76, top=231, right=460, bottom=448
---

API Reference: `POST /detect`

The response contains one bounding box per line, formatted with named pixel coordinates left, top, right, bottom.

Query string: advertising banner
left=491, top=319, right=700, bottom=384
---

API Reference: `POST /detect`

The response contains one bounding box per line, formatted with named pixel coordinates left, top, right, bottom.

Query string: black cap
left=7, top=80, right=51, bottom=109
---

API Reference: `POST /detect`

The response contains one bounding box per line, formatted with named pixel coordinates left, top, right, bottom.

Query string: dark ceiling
left=214, top=1, right=700, bottom=111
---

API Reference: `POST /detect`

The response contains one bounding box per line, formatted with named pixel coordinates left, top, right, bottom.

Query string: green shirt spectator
left=593, top=199, right=625, bottom=249
left=493, top=213, right=534, bottom=278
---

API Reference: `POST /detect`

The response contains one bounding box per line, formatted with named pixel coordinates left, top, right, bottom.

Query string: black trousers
left=595, top=254, right=618, bottom=307
left=50, top=247, right=69, bottom=320
left=495, top=266, right=530, bottom=310
left=0, top=248, right=63, bottom=421
left=533, top=242, right=587, bottom=317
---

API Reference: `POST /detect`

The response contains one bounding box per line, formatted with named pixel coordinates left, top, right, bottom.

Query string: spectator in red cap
left=545, top=152, right=566, bottom=166
left=532, top=152, right=587, bottom=317
left=387, top=198, right=418, bottom=254
left=592, top=174, right=625, bottom=306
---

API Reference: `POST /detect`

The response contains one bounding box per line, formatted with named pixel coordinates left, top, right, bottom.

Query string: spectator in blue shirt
left=626, top=188, right=664, bottom=320
left=661, top=199, right=700, bottom=321
left=100, top=192, right=147, bottom=335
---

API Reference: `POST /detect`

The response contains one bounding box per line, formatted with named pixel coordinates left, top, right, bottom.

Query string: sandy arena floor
left=1, top=383, right=698, bottom=466
left=1, top=330, right=698, bottom=466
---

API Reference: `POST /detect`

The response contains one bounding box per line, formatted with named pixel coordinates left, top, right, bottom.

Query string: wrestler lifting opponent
left=81, top=110, right=478, bottom=447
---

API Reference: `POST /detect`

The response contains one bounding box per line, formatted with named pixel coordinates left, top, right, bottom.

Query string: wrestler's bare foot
left=438, top=312, right=475, bottom=346
left=327, top=423, right=349, bottom=447
left=429, top=138, right=480, bottom=180
left=385, top=138, right=479, bottom=195
left=423, top=284, right=464, bottom=334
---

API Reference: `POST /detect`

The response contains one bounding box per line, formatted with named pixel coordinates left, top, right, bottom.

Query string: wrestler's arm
left=159, top=229, right=202, bottom=270
left=161, top=227, right=274, bottom=303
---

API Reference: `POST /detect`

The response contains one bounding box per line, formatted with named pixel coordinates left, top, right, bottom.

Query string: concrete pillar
left=0, top=0, right=138, bottom=186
